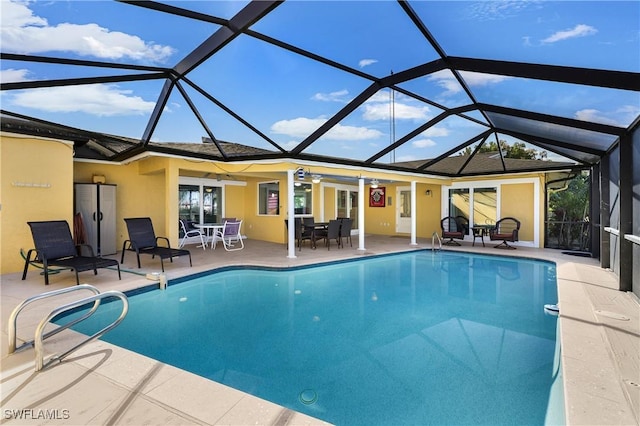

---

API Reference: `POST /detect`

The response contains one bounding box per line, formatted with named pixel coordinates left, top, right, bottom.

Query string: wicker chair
left=489, top=217, right=521, bottom=249
left=440, top=216, right=468, bottom=246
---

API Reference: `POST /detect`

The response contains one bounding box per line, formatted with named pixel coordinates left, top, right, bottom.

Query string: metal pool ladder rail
left=432, top=231, right=442, bottom=251
left=7, top=284, right=129, bottom=371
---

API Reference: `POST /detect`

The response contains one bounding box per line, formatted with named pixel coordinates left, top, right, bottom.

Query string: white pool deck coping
left=1, top=236, right=638, bottom=425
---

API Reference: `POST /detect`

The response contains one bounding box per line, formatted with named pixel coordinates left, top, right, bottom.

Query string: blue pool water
left=62, top=251, right=563, bottom=425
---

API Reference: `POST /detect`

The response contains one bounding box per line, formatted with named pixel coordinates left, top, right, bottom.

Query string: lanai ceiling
left=1, top=0, right=639, bottom=177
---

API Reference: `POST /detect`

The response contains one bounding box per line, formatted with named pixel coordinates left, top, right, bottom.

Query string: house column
left=287, top=169, right=297, bottom=259
left=410, top=180, right=418, bottom=246
left=358, top=177, right=366, bottom=251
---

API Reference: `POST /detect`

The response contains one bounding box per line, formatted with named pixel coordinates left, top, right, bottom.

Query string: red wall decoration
left=369, top=187, right=386, bottom=207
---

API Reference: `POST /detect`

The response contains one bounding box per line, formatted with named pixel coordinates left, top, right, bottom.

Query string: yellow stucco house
left=1, top=130, right=564, bottom=275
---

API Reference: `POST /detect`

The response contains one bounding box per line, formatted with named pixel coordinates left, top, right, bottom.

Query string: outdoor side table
left=471, top=226, right=489, bottom=247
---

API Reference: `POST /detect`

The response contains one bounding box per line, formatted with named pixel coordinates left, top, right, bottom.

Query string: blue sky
left=1, top=0, right=639, bottom=164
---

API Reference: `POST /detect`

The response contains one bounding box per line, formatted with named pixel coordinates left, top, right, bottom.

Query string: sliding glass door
left=179, top=181, right=223, bottom=225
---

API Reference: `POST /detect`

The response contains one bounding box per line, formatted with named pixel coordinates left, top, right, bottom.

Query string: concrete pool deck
left=1, top=236, right=638, bottom=425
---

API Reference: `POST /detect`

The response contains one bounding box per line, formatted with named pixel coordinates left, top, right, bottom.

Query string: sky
left=1, top=0, right=639, bottom=164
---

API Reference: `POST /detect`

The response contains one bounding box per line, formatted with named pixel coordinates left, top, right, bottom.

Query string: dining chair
left=178, top=219, right=207, bottom=250
left=316, top=219, right=342, bottom=250
left=301, top=217, right=316, bottom=248
left=339, top=218, right=353, bottom=247
left=215, top=220, right=244, bottom=251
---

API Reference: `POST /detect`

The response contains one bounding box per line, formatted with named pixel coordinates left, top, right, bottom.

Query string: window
left=448, top=187, right=497, bottom=226
left=179, top=183, right=223, bottom=224
left=259, top=181, right=280, bottom=215
left=473, top=187, right=497, bottom=226
left=294, top=183, right=312, bottom=215
left=179, top=185, right=200, bottom=223
left=449, top=188, right=469, bottom=219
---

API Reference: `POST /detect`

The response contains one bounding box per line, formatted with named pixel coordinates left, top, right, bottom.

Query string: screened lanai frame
left=1, top=0, right=638, bottom=176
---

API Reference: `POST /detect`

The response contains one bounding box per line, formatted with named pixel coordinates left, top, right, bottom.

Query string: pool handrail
left=432, top=231, right=442, bottom=251
left=8, top=284, right=102, bottom=354
left=34, top=290, right=129, bottom=371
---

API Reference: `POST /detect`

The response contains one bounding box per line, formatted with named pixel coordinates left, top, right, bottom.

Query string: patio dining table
left=194, top=223, right=224, bottom=249
left=304, top=222, right=329, bottom=249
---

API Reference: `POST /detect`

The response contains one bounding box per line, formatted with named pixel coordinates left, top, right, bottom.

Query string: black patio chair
left=22, top=220, right=121, bottom=285
left=121, top=217, right=192, bottom=271
left=339, top=218, right=353, bottom=248
left=315, top=219, right=342, bottom=250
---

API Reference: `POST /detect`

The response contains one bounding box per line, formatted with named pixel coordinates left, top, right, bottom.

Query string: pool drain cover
left=299, top=389, right=318, bottom=405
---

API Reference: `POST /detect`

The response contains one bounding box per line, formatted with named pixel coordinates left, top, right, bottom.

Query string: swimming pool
left=63, top=251, right=563, bottom=425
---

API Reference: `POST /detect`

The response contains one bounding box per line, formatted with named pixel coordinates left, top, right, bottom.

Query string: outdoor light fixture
left=370, top=179, right=379, bottom=189
left=296, top=167, right=306, bottom=180
left=311, top=175, right=321, bottom=183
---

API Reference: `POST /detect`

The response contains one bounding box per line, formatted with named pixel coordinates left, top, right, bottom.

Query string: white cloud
left=365, top=91, right=391, bottom=104
left=395, top=154, right=420, bottom=162
left=270, top=117, right=382, bottom=141
left=466, top=1, right=541, bottom=21
left=10, top=84, right=156, bottom=116
left=362, top=102, right=430, bottom=122
left=280, top=140, right=299, bottom=150
left=0, top=68, right=31, bottom=83
left=1, top=0, right=47, bottom=28
left=459, top=71, right=512, bottom=87
left=421, top=126, right=449, bottom=137
left=427, top=70, right=463, bottom=96
left=542, top=24, right=597, bottom=43
left=312, top=89, right=349, bottom=102
left=427, top=70, right=511, bottom=96
left=575, top=107, right=639, bottom=127
left=616, top=105, right=640, bottom=124
left=1, top=0, right=175, bottom=62
left=359, top=59, right=377, bottom=68
left=412, top=138, right=436, bottom=148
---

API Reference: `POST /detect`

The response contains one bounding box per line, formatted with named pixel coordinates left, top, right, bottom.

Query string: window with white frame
left=179, top=183, right=223, bottom=224
left=259, top=181, right=280, bottom=215
left=294, top=182, right=312, bottom=215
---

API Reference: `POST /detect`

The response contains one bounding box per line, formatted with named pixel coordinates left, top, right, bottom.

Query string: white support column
left=358, top=177, right=366, bottom=251
left=410, top=180, right=418, bottom=246
left=287, top=169, right=297, bottom=259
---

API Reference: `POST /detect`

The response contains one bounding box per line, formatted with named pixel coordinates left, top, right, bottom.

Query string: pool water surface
left=64, top=251, right=563, bottom=425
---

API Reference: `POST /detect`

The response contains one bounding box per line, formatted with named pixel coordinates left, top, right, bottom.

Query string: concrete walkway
left=2, top=236, right=638, bottom=425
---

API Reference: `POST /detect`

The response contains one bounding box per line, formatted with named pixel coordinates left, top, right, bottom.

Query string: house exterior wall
left=446, top=174, right=545, bottom=247
left=241, top=176, right=284, bottom=244
left=75, top=160, right=167, bottom=251
left=322, top=186, right=336, bottom=222
left=1, top=134, right=75, bottom=273
left=0, top=134, right=552, bottom=273
left=501, top=182, right=535, bottom=242
left=420, top=183, right=442, bottom=238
